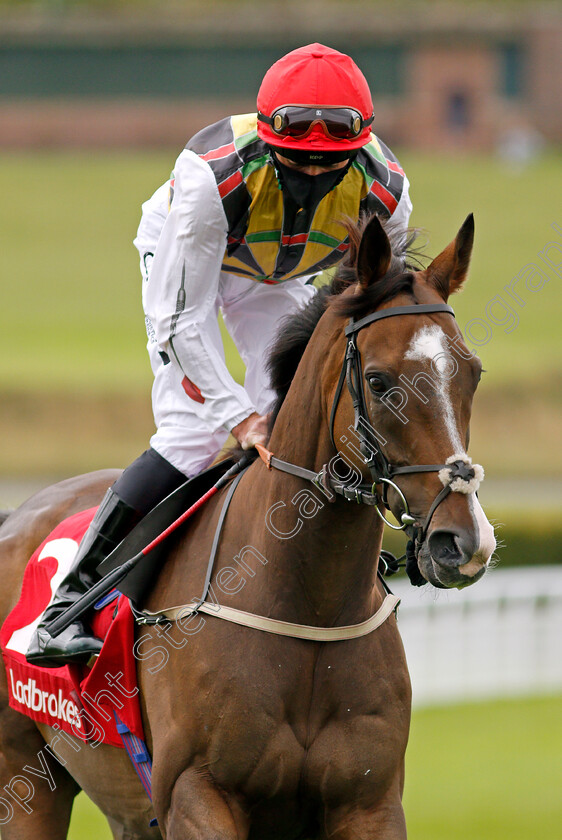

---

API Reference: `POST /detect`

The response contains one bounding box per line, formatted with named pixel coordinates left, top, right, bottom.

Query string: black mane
left=266, top=215, right=426, bottom=429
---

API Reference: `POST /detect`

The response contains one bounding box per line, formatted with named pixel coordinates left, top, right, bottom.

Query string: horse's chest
left=213, top=651, right=408, bottom=800
left=144, top=619, right=410, bottom=809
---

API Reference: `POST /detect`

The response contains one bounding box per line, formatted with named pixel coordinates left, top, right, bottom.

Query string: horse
left=0, top=213, right=496, bottom=839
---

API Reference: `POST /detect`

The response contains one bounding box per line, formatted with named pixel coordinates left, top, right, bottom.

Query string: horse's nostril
left=428, top=530, right=463, bottom=568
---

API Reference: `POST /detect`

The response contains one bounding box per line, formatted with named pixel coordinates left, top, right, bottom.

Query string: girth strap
left=138, top=593, right=400, bottom=641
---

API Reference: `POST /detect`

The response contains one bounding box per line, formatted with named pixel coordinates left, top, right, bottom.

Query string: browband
left=345, top=303, right=455, bottom=337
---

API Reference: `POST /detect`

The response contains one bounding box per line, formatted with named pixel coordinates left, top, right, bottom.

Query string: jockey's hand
left=231, top=412, right=271, bottom=451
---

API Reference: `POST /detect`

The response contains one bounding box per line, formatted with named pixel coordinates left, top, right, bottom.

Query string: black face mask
left=271, top=152, right=355, bottom=210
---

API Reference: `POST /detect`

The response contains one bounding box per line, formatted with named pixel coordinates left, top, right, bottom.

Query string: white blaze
left=405, top=325, right=496, bottom=566
left=469, top=493, right=497, bottom=562
left=404, top=324, right=465, bottom=454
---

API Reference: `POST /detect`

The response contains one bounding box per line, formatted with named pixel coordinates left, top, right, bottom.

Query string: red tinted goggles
left=258, top=106, right=374, bottom=141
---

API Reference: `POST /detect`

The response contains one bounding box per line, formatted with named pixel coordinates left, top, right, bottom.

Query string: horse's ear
left=357, top=215, right=392, bottom=288
left=425, top=214, right=474, bottom=300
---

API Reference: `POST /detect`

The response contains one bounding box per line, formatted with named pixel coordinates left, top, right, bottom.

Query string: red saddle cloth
left=0, top=509, right=145, bottom=749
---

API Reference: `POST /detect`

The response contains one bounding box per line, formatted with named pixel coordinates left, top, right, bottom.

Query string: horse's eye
left=367, top=374, right=386, bottom=393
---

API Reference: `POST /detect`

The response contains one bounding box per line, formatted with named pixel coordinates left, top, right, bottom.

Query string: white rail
left=391, top=566, right=562, bottom=706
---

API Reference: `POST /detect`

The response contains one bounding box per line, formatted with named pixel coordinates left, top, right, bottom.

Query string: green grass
left=402, top=150, right=562, bottom=383
left=404, top=694, right=562, bottom=840
left=69, top=793, right=113, bottom=840
left=0, top=149, right=560, bottom=479
left=0, top=150, right=245, bottom=393
left=66, top=694, right=562, bottom=839
left=0, top=151, right=169, bottom=393
left=1, top=151, right=559, bottom=834
left=1, top=149, right=560, bottom=393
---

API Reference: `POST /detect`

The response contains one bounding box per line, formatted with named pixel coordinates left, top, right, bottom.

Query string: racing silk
left=186, top=113, right=409, bottom=284
left=136, top=114, right=411, bottom=446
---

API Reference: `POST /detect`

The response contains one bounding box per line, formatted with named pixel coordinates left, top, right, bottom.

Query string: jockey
left=27, top=43, right=412, bottom=668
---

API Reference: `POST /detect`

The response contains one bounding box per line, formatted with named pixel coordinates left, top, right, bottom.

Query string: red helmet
left=257, top=43, right=374, bottom=152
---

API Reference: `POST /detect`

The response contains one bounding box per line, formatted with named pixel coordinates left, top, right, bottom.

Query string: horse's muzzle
left=418, top=528, right=491, bottom=589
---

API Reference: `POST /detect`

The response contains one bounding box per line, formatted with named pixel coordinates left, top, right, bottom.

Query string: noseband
left=257, top=301, right=484, bottom=582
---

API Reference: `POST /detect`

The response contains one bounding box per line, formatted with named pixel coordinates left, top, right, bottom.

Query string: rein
left=136, top=462, right=399, bottom=638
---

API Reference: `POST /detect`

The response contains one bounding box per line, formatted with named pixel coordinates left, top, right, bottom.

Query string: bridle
left=135, top=301, right=486, bottom=635
left=330, top=303, right=465, bottom=535
left=257, top=302, right=484, bottom=580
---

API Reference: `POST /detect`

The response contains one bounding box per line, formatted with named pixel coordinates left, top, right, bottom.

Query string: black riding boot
left=25, top=448, right=186, bottom=669
left=26, top=488, right=140, bottom=668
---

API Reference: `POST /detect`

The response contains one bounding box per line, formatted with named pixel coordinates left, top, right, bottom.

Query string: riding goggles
left=258, top=106, right=374, bottom=141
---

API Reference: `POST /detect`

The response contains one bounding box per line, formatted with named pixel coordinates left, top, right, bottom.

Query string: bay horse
left=0, top=214, right=496, bottom=839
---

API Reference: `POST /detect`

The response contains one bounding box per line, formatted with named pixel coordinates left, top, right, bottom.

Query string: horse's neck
left=255, top=334, right=385, bottom=625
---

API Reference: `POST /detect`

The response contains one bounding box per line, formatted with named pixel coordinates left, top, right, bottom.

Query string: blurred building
left=0, top=3, right=560, bottom=151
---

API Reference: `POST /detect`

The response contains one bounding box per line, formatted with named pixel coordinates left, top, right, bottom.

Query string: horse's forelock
left=329, top=218, right=427, bottom=319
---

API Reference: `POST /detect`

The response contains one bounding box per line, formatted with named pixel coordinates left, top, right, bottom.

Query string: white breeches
left=148, top=271, right=317, bottom=477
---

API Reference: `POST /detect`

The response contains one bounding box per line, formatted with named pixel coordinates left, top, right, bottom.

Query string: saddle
left=97, top=456, right=238, bottom=604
